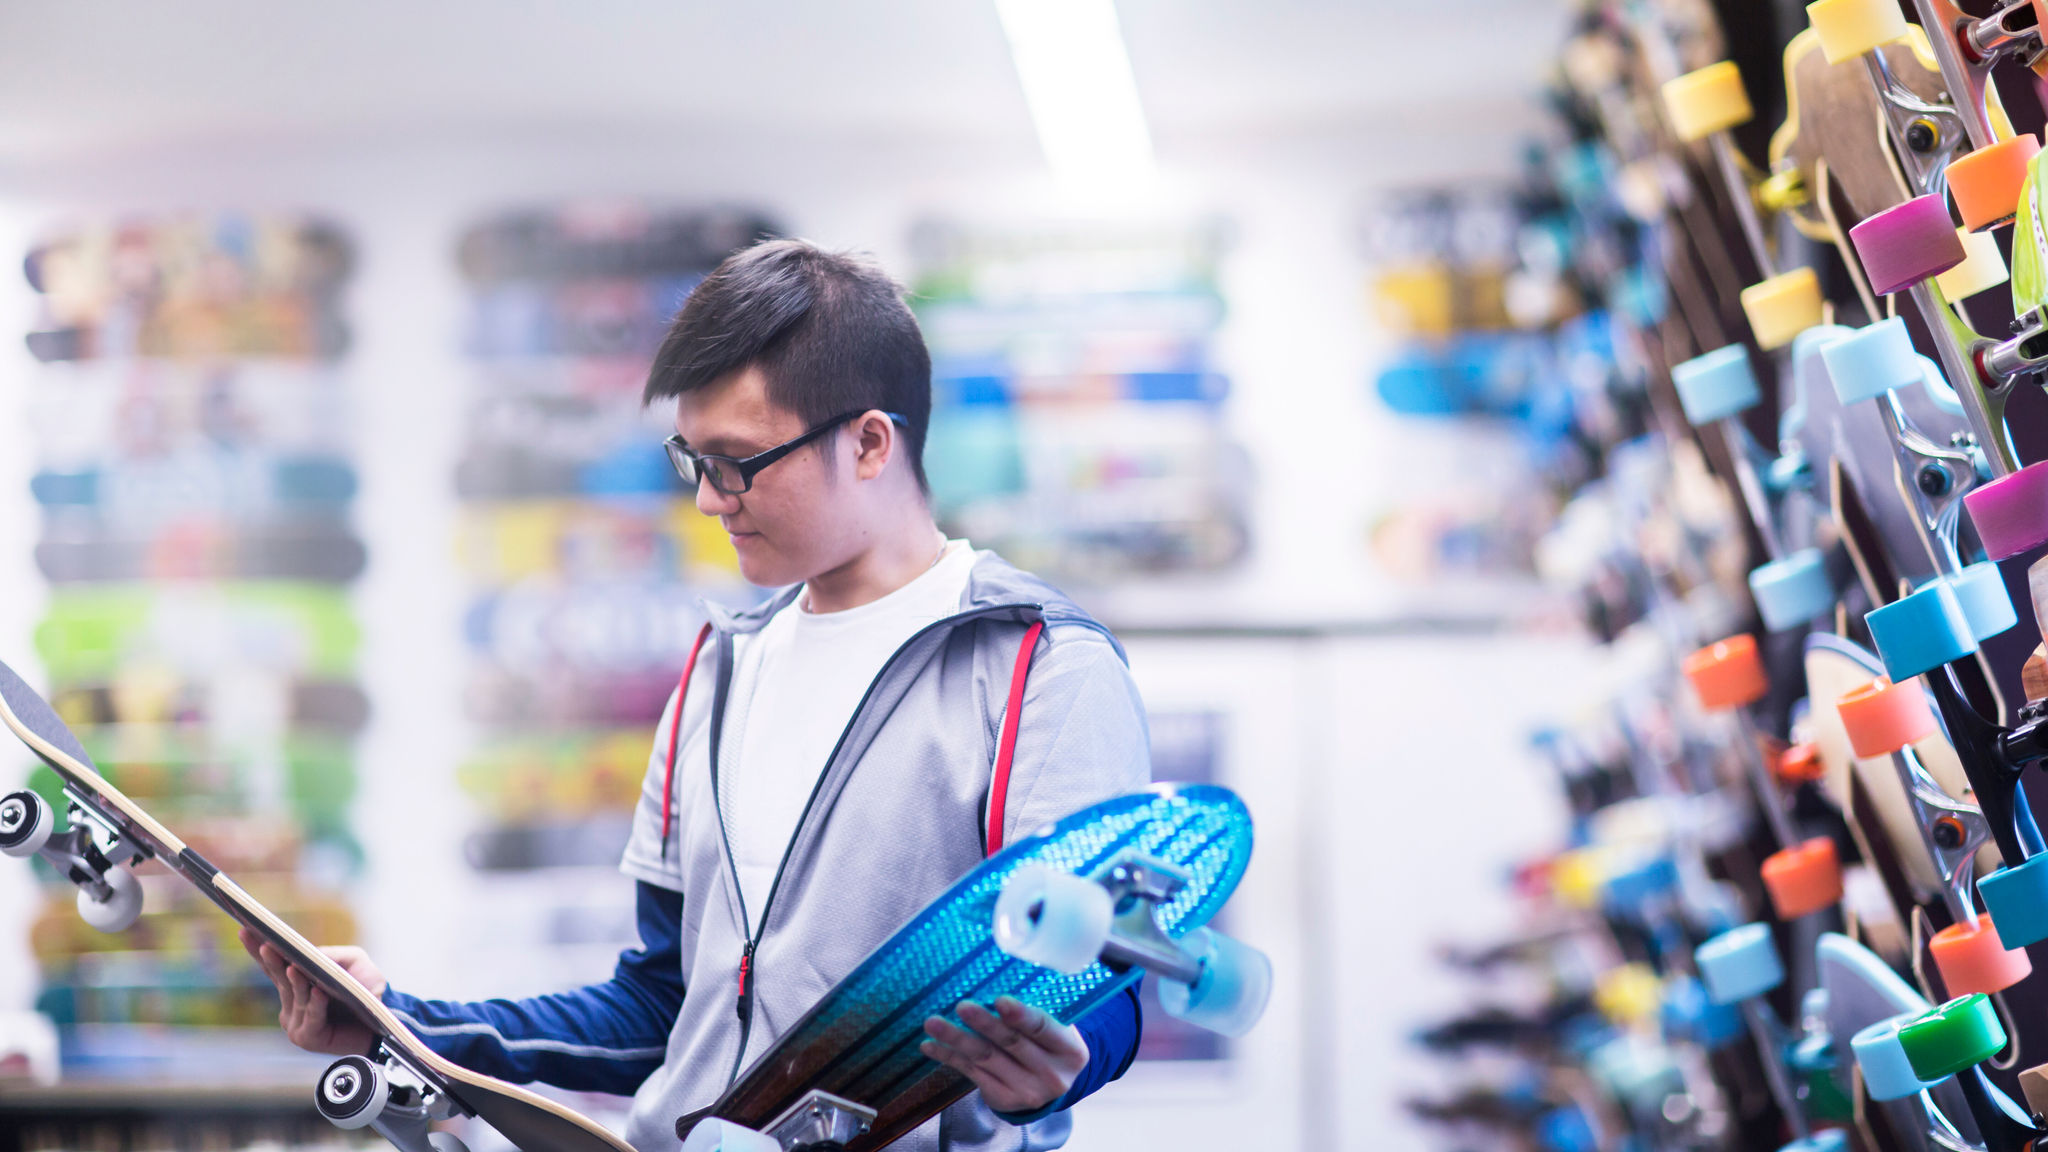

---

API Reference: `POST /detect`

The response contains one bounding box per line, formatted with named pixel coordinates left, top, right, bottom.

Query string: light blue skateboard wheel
left=1852, top=1015, right=1942, bottom=1100
left=1820, top=317, right=1920, bottom=405
left=1661, top=974, right=1745, bottom=1050
left=1778, top=1131, right=1849, bottom=1152
left=1950, top=562, right=2018, bottom=642
left=1978, top=853, right=2048, bottom=949
left=1603, top=856, right=1679, bottom=913
left=1156, top=927, right=1272, bottom=1038
left=1672, top=344, right=1761, bottom=425
left=1866, top=581, right=1976, bottom=680
left=1750, top=549, right=1833, bottom=632
left=1695, top=922, right=1783, bottom=1004
left=1536, top=1106, right=1597, bottom=1152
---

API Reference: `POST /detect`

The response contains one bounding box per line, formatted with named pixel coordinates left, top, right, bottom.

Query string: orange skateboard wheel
left=1836, top=676, right=1937, bottom=758
left=1948, top=135, right=2041, bottom=231
left=1762, top=837, right=1844, bottom=919
left=1682, top=635, right=1768, bottom=711
left=1777, top=742, right=1825, bottom=784
left=1932, top=913, right=2034, bottom=995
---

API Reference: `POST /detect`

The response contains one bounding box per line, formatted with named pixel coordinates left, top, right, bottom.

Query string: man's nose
left=694, top=474, right=739, bottom=516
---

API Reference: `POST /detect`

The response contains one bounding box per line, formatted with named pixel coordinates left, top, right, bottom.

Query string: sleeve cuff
left=990, top=1098, right=1066, bottom=1126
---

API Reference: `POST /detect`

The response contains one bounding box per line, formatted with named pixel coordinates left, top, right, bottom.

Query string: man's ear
left=851, top=411, right=895, bottom=481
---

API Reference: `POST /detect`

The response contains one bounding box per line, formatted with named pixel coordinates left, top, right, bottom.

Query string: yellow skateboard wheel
left=1596, top=964, right=1664, bottom=1027
left=1948, top=135, right=2041, bottom=231
left=1741, top=268, right=1825, bottom=350
left=1808, top=0, right=1911, bottom=64
left=1662, top=62, right=1752, bottom=142
left=1935, top=226, right=2010, bottom=299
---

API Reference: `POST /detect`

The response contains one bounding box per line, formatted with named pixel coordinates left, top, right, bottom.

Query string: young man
left=244, top=239, right=1153, bottom=1151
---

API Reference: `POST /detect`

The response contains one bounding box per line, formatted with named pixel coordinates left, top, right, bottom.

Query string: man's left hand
left=921, top=996, right=1088, bottom=1116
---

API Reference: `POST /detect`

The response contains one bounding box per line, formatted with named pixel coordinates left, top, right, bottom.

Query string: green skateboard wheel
left=1898, top=994, right=2005, bottom=1081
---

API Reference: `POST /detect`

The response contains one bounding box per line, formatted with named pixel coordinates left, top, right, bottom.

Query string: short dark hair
left=644, top=239, right=932, bottom=493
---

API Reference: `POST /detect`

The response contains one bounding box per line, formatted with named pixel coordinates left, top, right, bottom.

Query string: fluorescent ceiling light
left=996, top=0, right=1156, bottom=194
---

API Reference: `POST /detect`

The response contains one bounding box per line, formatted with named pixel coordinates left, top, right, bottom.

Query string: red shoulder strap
left=661, top=622, right=715, bottom=854
left=985, top=620, right=1044, bottom=856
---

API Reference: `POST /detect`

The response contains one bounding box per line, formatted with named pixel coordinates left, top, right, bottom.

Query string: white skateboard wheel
left=994, top=867, right=1114, bottom=974
left=1157, top=926, right=1272, bottom=1038
left=77, top=866, right=142, bottom=933
left=680, top=1117, right=780, bottom=1152
left=0, top=790, right=52, bottom=858
left=316, top=1054, right=389, bottom=1130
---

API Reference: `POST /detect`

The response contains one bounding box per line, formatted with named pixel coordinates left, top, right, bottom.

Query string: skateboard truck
left=317, top=1050, right=470, bottom=1152
left=677, top=1092, right=876, bottom=1152
left=0, top=788, right=147, bottom=932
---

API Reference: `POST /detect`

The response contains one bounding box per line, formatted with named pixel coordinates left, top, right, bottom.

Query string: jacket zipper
left=705, top=601, right=1048, bottom=1087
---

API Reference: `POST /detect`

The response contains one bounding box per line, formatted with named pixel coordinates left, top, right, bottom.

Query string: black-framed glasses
left=663, top=410, right=908, bottom=495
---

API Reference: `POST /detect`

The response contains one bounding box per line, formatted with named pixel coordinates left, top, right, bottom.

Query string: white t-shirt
left=720, top=539, right=978, bottom=930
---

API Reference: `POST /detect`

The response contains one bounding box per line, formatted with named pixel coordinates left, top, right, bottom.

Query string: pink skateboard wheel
left=1965, top=461, right=2048, bottom=560
left=1849, top=196, right=1967, bottom=295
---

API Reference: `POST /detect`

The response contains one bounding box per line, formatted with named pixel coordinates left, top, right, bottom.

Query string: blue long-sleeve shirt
left=382, top=881, right=1141, bottom=1118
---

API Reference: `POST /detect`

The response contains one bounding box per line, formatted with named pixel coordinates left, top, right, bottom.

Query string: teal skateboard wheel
left=1696, top=922, right=1783, bottom=1004
left=1750, top=549, right=1832, bottom=632
left=1156, top=926, right=1273, bottom=1038
left=1899, top=994, right=2005, bottom=1081
left=1852, top=1015, right=1942, bottom=1100
left=1866, top=581, right=1975, bottom=680
left=1661, top=974, right=1745, bottom=1050
left=1950, top=562, right=2018, bottom=642
left=1672, top=344, right=1761, bottom=425
left=1777, top=1132, right=1848, bottom=1152
left=1977, top=853, right=2048, bottom=949
left=1819, top=317, right=1920, bottom=405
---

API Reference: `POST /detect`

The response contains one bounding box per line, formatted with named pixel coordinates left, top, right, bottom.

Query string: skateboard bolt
left=1907, top=119, right=1938, bottom=153
left=1933, top=816, right=1965, bottom=850
left=1918, top=464, right=1951, bottom=496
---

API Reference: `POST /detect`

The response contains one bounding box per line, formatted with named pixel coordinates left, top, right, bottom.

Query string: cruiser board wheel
left=1950, top=562, right=2019, bottom=641
left=1978, top=854, right=2048, bottom=948
left=1948, top=135, right=2041, bottom=232
left=1854, top=1014, right=1943, bottom=1101
left=1661, top=61, right=1753, bottom=142
left=1964, top=460, right=2048, bottom=559
left=1836, top=676, right=1937, bottom=758
left=1750, top=549, right=1833, bottom=632
left=1807, top=0, right=1911, bottom=62
left=1762, top=837, right=1844, bottom=919
left=1900, top=993, right=2005, bottom=1081
left=1742, top=268, right=1825, bottom=350
left=1936, top=227, right=2011, bottom=298
left=1661, top=974, right=1745, bottom=1050
left=315, top=1055, right=388, bottom=1130
left=1671, top=344, right=1761, bottom=425
left=77, top=866, right=142, bottom=933
left=1931, top=913, right=2034, bottom=995
left=0, top=790, right=52, bottom=858
left=1696, top=922, right=1784, bottom=1005
left=1850, top=196, right=1969, bottom=295
left=1866, top=581, right=1975, bottom=681
left=1156, top=927, right=1272, bottom=1038
left=1682, top=634, right=1769, bottom=712
left=993, top=867, right=1113, bottom=974
left=680, top=1119, right=780, bottom=1152
left=1594, top=964, right=1664, bottom=1027
left=1820, top=316, right=1920, bottom=404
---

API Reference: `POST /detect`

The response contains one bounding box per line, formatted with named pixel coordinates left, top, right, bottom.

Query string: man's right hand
left=239, top=927, right=389, bottom=1056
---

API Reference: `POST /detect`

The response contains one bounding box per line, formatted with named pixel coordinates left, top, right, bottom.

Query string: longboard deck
left=0, top=656, right=634, bottom=1152
left=681, top=783, right=1253, bottom=1151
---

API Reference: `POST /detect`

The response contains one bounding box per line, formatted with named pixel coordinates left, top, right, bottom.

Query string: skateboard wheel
left=1950, top=562, right=2018, bottom=642
left=1777, top=742, right=1825, bottom=783
left=1602, top=855, right=1679, bottom=913
left=679, top=1118, right=779, bottom=1152
left=1594, top=963, right=1664, bottom=1026
left=0, top=790, right=52, bottom=858
left=427, top=1136, right=471, bottom=1152
left=77, top=866, right=142, bottom=933
left=1157, top=926, right=1272, bottom=1037
left=1850, top=196, right=1968, bottom=295
left=1820, top=317, right=1920, bottom=405
left=1836, top=676, right=1937, bottom=758
left=1900, top=994, right=2006, bottom=1080
left=315, top=1055, right=388, bottom=1130
left=1964, top=461, right=2048, bottom=560
left=993, top=866, right=1113, bottom=974
left=1948, top=135, right=2041, bottom=232
left=1762, top=837, right=1844, bottom=920
left=1681, top=634, right=1768, bottom=712
left=1931, top=913, right=2034, bottom=995
left=1807, top=0, right=1910, bottom=62
left=1695, top=922, right=1783, bottom=1004
left=1978, top=853, right=2048, bottom=948
left=1535, top=1106, right=1597, bottom=1152
left=1661, top=974, right=1745, bottom=1050
left=1661, top=61, right=1752, bottom=142
left=1935, top=226, right=2010, bottom=299
left=1671, top=344, right=1760, bottom=425
left=1866, top=581, right=1975, bottom=681
left=1742, top=269, right=1825, bottom=351
left=1749, top=548, right=1832, bottom=632
left=1852, top=1014, right=1942, bottom=1101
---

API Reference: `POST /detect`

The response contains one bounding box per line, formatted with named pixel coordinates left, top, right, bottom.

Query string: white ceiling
left=0, top=1, right=1570, bottom=171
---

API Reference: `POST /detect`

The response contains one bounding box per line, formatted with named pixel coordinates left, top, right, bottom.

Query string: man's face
left=672, top=366, right=859, bottom=588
